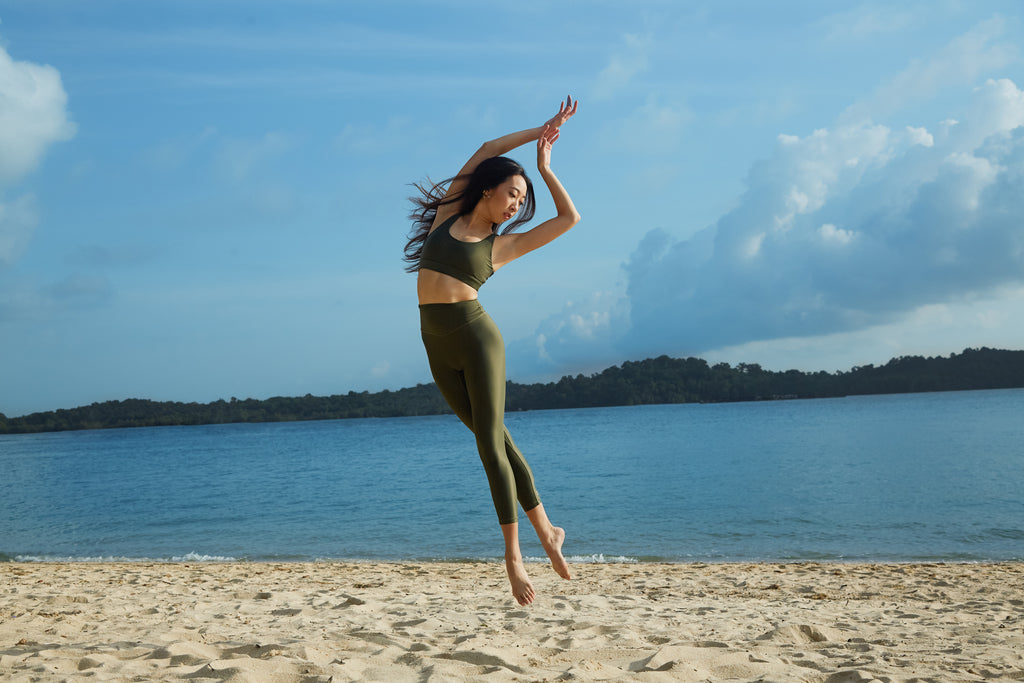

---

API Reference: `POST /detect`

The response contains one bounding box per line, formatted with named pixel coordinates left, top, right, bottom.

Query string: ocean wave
left=523, top=554, right=641, bottom=564
left=10, top=552, right=239, bottom=563
left=565, top=554, right=640, bottom=563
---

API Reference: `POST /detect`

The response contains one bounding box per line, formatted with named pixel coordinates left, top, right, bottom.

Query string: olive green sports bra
left=418, top=215, right=495, bottom=290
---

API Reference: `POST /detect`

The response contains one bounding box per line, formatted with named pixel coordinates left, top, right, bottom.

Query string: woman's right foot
left=542, top=526, right=571, bottom=580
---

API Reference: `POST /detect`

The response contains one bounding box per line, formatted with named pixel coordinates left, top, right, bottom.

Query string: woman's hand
left=544, top=95, right=579, bottom=130
left=537, top=124, right=559, bottom=171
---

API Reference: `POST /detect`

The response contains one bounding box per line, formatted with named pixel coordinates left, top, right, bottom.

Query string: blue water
left=1, top=389, right=1022, bottom=563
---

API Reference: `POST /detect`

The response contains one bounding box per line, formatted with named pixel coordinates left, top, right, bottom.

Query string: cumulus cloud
left=0, top=45, right=75, bottom=267
left=508, top=290, right=629, bottom=374
left=0, top=46, right=76, bottom=182
left=517, top=78, right=1024, bottom=371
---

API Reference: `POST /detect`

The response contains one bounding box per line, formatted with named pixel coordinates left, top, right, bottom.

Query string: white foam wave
left=13, top=552, right=239, bottom=563
left=566, top=554, right=640, bottom=564
left=523, top=553, right=640, bottom=564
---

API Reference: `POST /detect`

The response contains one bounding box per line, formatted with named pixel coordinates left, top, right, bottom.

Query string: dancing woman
left=403, top=97, right=580, bottom=606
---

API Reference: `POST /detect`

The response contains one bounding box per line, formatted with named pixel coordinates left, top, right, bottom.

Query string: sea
left=2, top=389, right=1022, bottom=564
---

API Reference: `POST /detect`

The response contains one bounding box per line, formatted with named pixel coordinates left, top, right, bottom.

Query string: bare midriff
left=417, top=268, right=480, bottom=305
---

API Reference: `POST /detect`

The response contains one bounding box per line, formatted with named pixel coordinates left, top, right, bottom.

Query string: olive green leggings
left=419, top=300, right=541, bottom=525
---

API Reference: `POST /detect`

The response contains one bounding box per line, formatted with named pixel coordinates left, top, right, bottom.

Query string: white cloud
left=0, top=46, right=76, bottom=183
left=592, top=93, right=693, bottom=194
left=512, top=77, right=1024, bottom=372
left=509, top=290, right=629, bottom=376
left=818, top=222, right=855, bottom=246
left=613, top=95, right=691, bottom=153
left=595, top=94, right=692, bottom=170
left=0, top=45, right=74, bottom=269
left=906, top=126, right=934, bottom=147
left=853, top=18, right=1018, bottom=119
left=593, top=32, right=651, bottom=100
left=624, top=77, right=1024, bottom=352
left=955, top=78, right=1024, bottom=149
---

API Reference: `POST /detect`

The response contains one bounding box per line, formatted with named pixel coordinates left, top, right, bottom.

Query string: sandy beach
left=1, top=561, right=1022, bottom=682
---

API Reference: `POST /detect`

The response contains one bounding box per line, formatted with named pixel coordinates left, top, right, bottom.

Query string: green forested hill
left=2, top=347, right=1022, bottom=434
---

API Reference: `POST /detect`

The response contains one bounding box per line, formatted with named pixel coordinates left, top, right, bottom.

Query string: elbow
left=478, top=140, right=500, bottom=159
left=567, top=210, right=582, bottom=227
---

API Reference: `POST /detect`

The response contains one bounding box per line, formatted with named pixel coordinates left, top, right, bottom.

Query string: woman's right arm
left=433, top=97, right=578, bottom=228
left=491, top=125, right=580, bottom=268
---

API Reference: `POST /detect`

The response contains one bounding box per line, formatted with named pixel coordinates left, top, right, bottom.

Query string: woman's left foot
left=505, top=555, right=536, bottom=605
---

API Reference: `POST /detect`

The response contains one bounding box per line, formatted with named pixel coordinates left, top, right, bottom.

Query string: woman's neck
left=464, top=211, right=495, bottom=234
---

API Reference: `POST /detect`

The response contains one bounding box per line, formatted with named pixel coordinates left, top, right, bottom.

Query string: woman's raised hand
left=544, top=95, right=579, bottom=130
left=537, top=124, right=560, bottom=171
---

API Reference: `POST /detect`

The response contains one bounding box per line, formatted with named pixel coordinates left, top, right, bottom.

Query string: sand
left=1, top=561, right=1022, bottom=682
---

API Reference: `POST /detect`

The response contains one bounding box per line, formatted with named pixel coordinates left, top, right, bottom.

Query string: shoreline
left=3, top=561, right=1022, bottom=681
left=5, top=555, right=1023, bottom=565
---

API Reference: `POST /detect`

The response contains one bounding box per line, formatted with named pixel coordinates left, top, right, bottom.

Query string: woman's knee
left=474, top=433, right=508, bottom=466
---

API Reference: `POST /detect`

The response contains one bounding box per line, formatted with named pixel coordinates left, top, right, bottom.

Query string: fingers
left=560, top=95, right=578, bottom=121
left=537, top=126, right=555, bottom=168
left=538, top=125, right=559, bottom=147
left=550, top=95, right=579, bottom=127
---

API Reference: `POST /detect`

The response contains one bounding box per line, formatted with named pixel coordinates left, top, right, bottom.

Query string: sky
left=2, top=0, right=1024, bottom=417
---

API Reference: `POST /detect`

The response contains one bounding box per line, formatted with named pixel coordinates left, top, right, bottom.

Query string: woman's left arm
left=492, top=125, right=581, bottom=269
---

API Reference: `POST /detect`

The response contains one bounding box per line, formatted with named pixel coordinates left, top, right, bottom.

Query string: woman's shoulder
left=428, top=211, right=460, bottom=235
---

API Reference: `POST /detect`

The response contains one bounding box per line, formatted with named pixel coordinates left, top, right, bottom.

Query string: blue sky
left=2, top=1, right=1024, bottom=417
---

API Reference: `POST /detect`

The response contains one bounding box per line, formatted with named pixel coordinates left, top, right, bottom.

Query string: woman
left=404, top=96, right=580, bottom=606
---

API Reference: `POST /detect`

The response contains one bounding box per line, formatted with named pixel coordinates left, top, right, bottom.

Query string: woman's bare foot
left=505, top=554, right=535, bottom=606
left=525, top=504, right=572, bottom=581
left=542, top=526, right=572, bottom=580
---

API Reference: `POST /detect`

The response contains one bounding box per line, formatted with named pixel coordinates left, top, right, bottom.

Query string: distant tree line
left=2, top=347, right=1022, bottom=434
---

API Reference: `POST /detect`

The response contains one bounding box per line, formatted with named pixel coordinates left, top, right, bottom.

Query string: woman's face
left=483, top=175, right=528, bottom=225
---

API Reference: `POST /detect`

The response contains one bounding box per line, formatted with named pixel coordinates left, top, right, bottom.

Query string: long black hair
left=403, top=156, right=536, bottom=272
